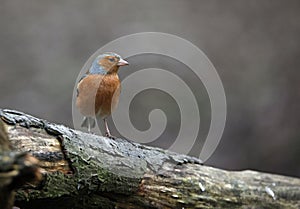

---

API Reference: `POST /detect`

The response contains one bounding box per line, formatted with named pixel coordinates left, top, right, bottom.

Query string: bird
left=76, top=52, right=129, bottom=138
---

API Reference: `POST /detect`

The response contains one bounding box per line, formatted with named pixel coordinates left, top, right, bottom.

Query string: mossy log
left=0, top=109, right=299, bottom=209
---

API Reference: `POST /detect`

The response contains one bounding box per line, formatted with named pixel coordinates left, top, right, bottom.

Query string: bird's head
left=89, top=52, right=129, bottom=75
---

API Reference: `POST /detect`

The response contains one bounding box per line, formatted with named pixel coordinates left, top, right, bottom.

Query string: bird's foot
left=105, top=131, right=135, bottom=145
left=105, top=132, right=116, bottom=139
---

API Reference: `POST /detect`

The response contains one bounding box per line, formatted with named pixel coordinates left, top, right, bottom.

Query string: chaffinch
left=76, top=52, right=129, bottom=138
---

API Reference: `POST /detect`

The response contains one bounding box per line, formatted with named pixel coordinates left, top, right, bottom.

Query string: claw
left=105, top=132, right=116, bottom=139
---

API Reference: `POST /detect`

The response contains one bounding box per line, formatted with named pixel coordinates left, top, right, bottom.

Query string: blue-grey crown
left=88, top=52, right=122, bottom=75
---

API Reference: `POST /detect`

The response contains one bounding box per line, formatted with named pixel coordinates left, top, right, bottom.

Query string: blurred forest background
left=0, top=1, right=299, bottom=177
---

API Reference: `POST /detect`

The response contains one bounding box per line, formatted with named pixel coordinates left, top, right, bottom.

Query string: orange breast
left=76, top=74, right=120, bottom=118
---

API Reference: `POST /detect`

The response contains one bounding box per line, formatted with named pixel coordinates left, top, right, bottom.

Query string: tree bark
left=0, top=115, right=42, bottom=209
left=0, top=109, right=299, bottom=209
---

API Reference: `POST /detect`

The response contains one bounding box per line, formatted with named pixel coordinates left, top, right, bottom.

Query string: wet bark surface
left=0, top=109, right=299, bottom=209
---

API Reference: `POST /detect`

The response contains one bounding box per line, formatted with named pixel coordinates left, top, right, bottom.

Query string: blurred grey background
left=0, top=1, right=299, bottom=177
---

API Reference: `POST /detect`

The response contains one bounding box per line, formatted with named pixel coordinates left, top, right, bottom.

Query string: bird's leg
left=87, top=120, right=91, bottom=133
left=104, top=118, right=115, bottom=139
left=103, top=118, right=134, bottom=144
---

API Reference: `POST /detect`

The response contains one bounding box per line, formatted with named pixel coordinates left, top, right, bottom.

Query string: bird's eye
left=109, top=58, right=115, bottom=62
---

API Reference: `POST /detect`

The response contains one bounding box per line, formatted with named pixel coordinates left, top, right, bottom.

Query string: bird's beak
left=117, top=58, right=129, bottom=66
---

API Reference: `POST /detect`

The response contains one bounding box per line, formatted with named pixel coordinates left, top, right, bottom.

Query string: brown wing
left=76, top=74, right=104, bottom=116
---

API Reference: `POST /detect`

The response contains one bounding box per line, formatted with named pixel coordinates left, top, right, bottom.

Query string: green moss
left=16, top=172, right=77, bottom=200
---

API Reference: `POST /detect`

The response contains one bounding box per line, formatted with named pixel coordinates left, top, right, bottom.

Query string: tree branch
left=0, top=109, right=299, bottom=209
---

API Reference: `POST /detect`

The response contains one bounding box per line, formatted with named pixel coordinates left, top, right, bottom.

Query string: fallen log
left=0, top=109, right=299, bottom=209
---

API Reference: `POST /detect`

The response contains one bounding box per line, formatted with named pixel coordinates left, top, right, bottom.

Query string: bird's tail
left=81, top=117, right=96, bottom=132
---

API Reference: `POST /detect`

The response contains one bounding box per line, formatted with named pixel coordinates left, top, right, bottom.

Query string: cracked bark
left=0, top=109, right=299, bottom=209
left=0, top=115, right=42, bottom=209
